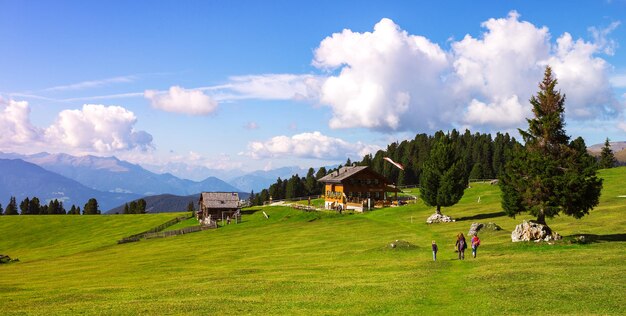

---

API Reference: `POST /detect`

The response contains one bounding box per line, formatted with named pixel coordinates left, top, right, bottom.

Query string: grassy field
left=1, top=168, right=624, bottom=315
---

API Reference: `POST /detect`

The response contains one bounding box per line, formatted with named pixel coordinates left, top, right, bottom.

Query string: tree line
left=250, top=124, right=617, bottom=208
left=249, top=129, right=519, bottom=206
left=0, top=197, right=101, bottom=215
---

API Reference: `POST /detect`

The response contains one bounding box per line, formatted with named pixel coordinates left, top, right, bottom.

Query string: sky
left=1, top=0, right=625, bottom=177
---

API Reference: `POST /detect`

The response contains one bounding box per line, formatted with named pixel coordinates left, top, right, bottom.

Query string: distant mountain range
left=0, top=152, right=240, bottom=196
left=0, top=158, right=141, bottom=211
left=0, top=151, right=314, bottom=213
left=227, top=166, right=310, bottom=193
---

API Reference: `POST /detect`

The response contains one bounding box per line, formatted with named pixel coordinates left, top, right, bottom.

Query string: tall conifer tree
left=420, top=133, right=467, bottom=215
left=598, top=137, right=617, bottom=169
left=500, top=66, right=602, bottom=226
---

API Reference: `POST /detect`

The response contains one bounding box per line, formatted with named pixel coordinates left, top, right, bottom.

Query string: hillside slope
left=0, top=167, right=624, bottom=315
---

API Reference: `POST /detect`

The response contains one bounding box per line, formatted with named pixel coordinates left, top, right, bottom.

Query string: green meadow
left=1, top=168, right=625, bottom=315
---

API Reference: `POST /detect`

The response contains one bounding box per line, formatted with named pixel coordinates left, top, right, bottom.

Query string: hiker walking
left=471, top=234, right=481, bottom=258
left=431, top=240, right=438, bottom=261
left=455, top=233, right=467, bottom=260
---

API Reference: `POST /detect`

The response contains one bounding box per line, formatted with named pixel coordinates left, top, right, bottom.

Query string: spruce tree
left=187, top=201, right=195, bottom=216
left=137, top=199, right=147, bottom=214
left=123, top=203, right=130, bottom=214
left=83, top=198, right=100, bottom=215
left=500, top=66, right=602, bottom=226
left=5, top=197, right=18, bottom=215
left=598, top=137, right=617, bottom=169
left=19, top=197, right=30, bottom=215
left=0, top=203, right=3, bottom=215
left=420, top=133, right=468, bottom=215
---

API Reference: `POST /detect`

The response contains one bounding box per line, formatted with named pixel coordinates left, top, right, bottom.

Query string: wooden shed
left=318, top=166, right=401, bottom=212
left=197, top=192, right=241, bottom=226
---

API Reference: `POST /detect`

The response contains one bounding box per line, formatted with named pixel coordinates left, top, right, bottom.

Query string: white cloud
left=464, top=96, right=530, bottom=128
left=313, top=18, right=450, bottom=131
left=618, top=121, right=626, bottom=133
left=0, top=98, right=41, bottom=147
left=0, top=100, right=153, bottom=154
left=313, top=12, right=620, bottom=132
left=45, top=104, right=153, bottom=152
left=145, top=86, right=218, bottom=115
left=244, top=131, right=380, bottom=160
left=244, top=121, right=259, bottom=130
left=225, top=74, right=323, bottom=101
left=44, top=75, right=136, bottom=92
left=547, top=32, right=617, bottom=118
left=610, top=74, right=626, bottom=88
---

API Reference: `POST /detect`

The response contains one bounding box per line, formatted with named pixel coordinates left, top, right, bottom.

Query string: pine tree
left=598, top=137, right=617, bottom=169
left=123, top=203, right=130, bottom=214
left=137, top=199, right=147, bottom=214
left=19, top=197, right=30, bottom=215
left=0, top=203, right=3, bottom=215
left=187, top=201, right=195, bottom=216
left=420, top=133, right=468, bottom=215
left=5, top=197, right=18, bottom=215
left=129, top=201, right=138, bottom=214
left=83, top=198, right=100, bottom=215
left=69, top=205, right=77, bottom=215
left=500, top=66, right=602, bottom=226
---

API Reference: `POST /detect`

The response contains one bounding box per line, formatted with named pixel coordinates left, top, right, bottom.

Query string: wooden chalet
left=318, top=166, right=401, bottom=212
left=197, top=192, right=241, bottom=226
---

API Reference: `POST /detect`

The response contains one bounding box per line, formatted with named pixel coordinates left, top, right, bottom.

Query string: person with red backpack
left=455, top=233, right=467, bottom=260
left=471, top=233, right=481, bottom=258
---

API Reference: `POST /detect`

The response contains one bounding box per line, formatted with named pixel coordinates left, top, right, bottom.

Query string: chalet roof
left=199, top=192, right=240, bottom=209
left=318, top=166, right=368, bottom=183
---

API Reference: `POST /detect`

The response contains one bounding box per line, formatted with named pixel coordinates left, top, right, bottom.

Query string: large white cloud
left=145, top=86, right=218, bottom=115
left=45, top=104, right=153, bottom=152
left=244, top=131, right=380, bottom=160
left=314, top=18, right=450, bottom=131
left=0, top=98, right=42, bottom=147
left=0, top=99, right=152, bottom=154
left=313, top=12, right=619, bottom=132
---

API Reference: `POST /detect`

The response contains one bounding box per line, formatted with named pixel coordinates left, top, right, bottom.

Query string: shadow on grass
left=456, top=211, right=506, bottom=222
left=568, top=233, right=626, bottom=243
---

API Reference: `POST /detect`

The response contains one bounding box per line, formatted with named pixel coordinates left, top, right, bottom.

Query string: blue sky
left=1, top=1, right=625, bottom=177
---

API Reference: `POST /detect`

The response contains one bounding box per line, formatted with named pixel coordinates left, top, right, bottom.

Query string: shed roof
left=200, top=192, right=240, bottom=209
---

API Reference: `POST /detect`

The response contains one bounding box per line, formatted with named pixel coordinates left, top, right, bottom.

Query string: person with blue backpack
left=455, top=233, right=467, bottom=260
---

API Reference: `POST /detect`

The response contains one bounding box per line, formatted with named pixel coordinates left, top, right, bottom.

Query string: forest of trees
left=0, top=196, right=95, bottom=215
left=249, top=129, right=520, bottom=206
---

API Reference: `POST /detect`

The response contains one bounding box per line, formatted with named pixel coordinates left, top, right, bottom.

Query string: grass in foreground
left=0, top=168, right=624, bottom=315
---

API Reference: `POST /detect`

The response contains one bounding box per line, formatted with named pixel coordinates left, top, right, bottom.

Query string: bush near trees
left=598, top=137, right=617, bottom=169
left=500, top=66, right=602, bottom=227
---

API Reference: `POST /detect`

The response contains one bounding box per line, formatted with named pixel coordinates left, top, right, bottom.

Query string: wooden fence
left=117, top=215, right=202, bottom=244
